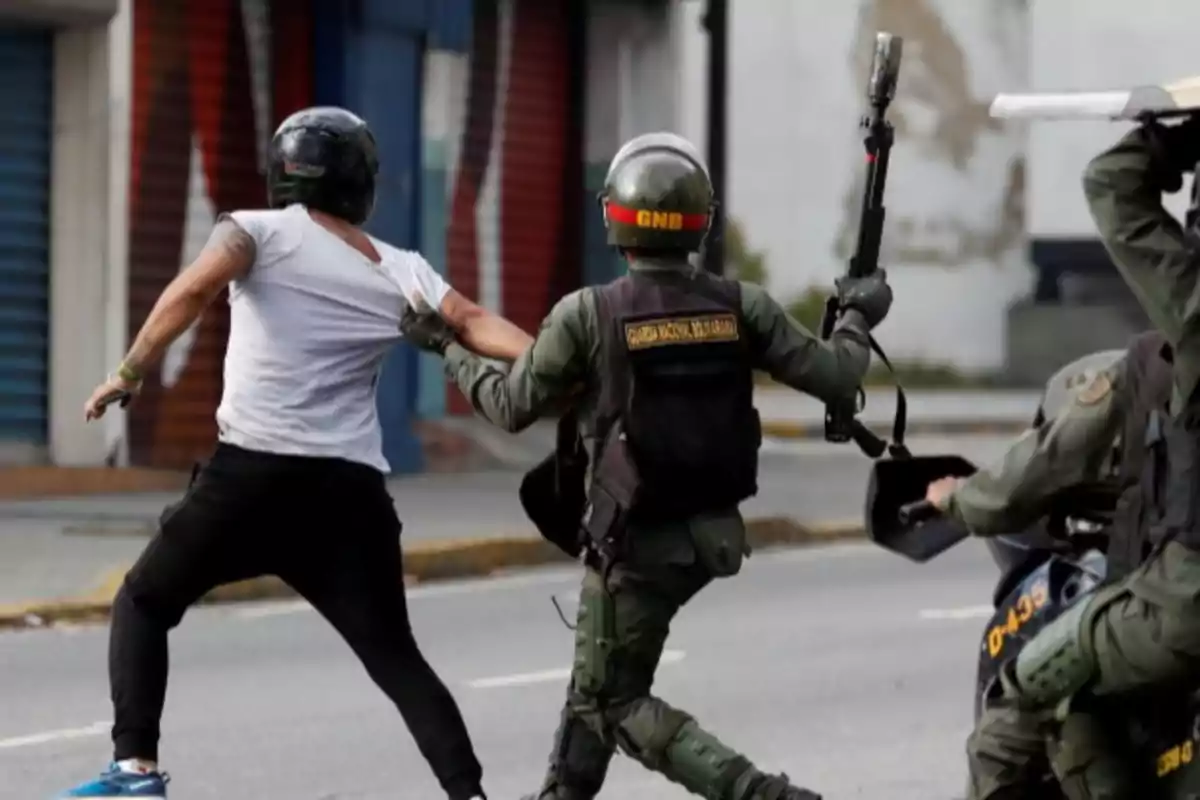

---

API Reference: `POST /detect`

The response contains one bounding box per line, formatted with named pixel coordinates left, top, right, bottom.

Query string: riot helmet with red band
left=600, top=132, right=715, bottom=252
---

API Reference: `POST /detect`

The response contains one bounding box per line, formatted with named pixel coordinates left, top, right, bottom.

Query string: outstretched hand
left=84, top=373, right=140, bottom=421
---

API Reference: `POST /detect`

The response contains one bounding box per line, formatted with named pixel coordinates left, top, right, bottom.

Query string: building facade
left=680, top=0, right=1030, bottom=372
left=418, top=0, right=686, bottom=419
left=0, top=0, right=686, bottom=473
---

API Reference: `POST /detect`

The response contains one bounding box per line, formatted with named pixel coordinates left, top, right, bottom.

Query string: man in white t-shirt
left=59, top=107, right=531, bottom=800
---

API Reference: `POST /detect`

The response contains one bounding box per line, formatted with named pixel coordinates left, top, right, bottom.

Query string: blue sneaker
left=57, top=763, right=169, bottom=798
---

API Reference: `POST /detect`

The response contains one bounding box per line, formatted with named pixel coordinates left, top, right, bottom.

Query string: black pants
left=108, top=443, right=484, bottom=800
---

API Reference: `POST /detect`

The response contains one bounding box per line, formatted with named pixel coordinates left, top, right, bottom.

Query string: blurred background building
left=3, top=0, right=1200, bottom=475
left=0, top=0, right=687, bottom=474
left=679, top=0, right=1200, bottom=384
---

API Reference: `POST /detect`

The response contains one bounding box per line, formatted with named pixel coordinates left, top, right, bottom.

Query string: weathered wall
left=681, top=0, right=1031, bottom=370
left=1027, top=0, right=1200, bottom=238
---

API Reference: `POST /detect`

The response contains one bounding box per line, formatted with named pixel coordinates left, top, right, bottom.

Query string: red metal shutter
left=497, top=0, right=572, bottom=335
left=126, top=0, right=308, bottom=468
left=443, top=0, right=577, bottom=415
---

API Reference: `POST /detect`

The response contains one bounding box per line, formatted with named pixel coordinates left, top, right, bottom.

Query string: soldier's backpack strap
left=591, top=278, right=632, bottom=462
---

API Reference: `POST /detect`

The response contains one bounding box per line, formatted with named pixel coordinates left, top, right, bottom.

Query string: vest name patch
left=624, top=313, right=739, bottom=351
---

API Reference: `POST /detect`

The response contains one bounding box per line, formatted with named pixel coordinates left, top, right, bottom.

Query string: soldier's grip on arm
left=442, top=289, right=593, bottom=433
left=944, top=358, right=1127, bottom=537
left=740, top=282, right=873, bottom=404
left=1082, top=123, right=1200, bottom=408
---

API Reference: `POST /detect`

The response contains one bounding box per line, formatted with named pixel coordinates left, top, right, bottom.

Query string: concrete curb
left=761, top=418, right=1028, bottom=440
left=0, top=516, right=865, bottom=631
left=0, top=467, right=191, bottom=500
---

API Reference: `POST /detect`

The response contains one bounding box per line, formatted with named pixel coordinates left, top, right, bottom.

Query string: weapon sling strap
left=861, top=331, right=910, bottom=460
left=826, top=293, right=908, bottom=461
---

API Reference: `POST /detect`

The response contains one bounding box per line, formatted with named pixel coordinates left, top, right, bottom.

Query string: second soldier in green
left=399, top=132, right=894, bottom=800
left=924, top=331, right=1172, bottom=800
left=945, top=113, right=1200, bottom=800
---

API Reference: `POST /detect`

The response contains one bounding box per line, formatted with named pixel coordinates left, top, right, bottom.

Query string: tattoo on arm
left=208, top=218, right=257, bottom=278
left=120, top=218, right=256, bottom=373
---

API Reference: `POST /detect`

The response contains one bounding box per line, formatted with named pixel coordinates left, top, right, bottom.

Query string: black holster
left=519, top=412, right=589, bottom=560
left=581, top=420, right=642, bottom=567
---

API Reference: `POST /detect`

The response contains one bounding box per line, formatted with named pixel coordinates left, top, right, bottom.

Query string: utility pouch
left=575, top=570, right=617, bottom=697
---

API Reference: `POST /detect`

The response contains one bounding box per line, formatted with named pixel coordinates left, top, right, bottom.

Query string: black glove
left=400, top=304, right=458, bottom=355
left=834, top=269, right=893, bottom=330
left=1143, top=114, right=1200, bottom=192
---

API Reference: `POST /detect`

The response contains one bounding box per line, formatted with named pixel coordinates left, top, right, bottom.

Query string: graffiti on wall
left=422, top=0, right=580, bottom=415
left=126, top=0, right=310, bottom=468
left=833, top=0, right=1026, bottom=268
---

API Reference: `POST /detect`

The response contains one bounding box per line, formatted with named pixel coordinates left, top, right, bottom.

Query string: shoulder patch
left=1076, top=372, right=1113, bottom=406
left=1063, top=370, right=1092, bottom=391
left=624, top=313, right=740, bottom=351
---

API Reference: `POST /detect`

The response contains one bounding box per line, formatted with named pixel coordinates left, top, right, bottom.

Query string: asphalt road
left=0, top=539, right=1001, bottom=799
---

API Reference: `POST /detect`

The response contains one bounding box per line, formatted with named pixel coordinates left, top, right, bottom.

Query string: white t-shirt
left=216, top=203, right=450, bottom=473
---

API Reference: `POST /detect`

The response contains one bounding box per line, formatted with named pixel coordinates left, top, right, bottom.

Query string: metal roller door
left=0, top=28, right=53, bottom=451
left=498, top=0, right=573, bottom=335
left=127, top=0, right=265, bottom=468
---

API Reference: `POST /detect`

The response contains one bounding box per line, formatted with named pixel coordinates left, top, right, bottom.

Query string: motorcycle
left=863, top=453, right=1200, bottom=798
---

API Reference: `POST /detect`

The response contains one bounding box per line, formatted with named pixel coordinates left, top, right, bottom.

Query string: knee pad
left=1011, top=595, right=1096, bottom=707
left=660, top=719, right=754, bottom=799
left=611, top=702, right=692, bottom=767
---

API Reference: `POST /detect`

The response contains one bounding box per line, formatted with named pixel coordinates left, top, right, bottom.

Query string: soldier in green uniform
left=965, top=115, right=1200, bottom=800
left=923, top=332, right=1172, bottom=800
left=399, top=132, right=894, bottom=800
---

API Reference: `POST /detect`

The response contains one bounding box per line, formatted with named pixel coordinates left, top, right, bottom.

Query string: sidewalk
left=0, top=463, right=881, bottom=626
left=0, top=388, right=1037, bottom=628
left=754, top=385, right=1040, bottom=438
left=0, top=472, right=539, bottom=611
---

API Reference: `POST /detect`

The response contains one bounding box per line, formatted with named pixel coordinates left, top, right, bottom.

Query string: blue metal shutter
left=0, top=28, right=52, bottom=446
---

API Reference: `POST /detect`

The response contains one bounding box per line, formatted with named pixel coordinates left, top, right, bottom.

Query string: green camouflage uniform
left=993, top=125, right=1200, bottom=800
left=950, top=349, right=1126, bottom=800
left=947, top=351, right=1125, bottom=538
left=441, top=258, right=875, bottom=800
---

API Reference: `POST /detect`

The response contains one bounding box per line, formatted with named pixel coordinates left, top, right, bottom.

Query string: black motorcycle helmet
left=267, top=106, right=379, bottom=226
left=600, top=132, right=714, bottom=253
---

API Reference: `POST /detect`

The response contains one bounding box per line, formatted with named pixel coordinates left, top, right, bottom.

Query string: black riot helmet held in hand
left=600, top=132, right=715, bottom=253
left=266, top=106, right=380, bottom=226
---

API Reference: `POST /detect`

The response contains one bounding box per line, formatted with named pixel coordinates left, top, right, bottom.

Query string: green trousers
left=995, top=541, right=1200, bottom=799
left=530, top=515, right=804, bottom=800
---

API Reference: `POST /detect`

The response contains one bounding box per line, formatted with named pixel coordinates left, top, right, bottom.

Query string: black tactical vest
left=1107, top=332, right=1173, bottom=579
left=591, top=268, right=761, bottom=521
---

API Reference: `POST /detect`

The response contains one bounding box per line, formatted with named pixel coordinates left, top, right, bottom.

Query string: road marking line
left=468, top=649, right=686, bottom=690
left=236, top=600, right=310, bottom=619
left=0, top=721, right=110, bottom=751
left=919, top=605, right=994, bottom=621
left=234, top=570, right=584, bottom=620
left=232, top=542, right=906, bottom=623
